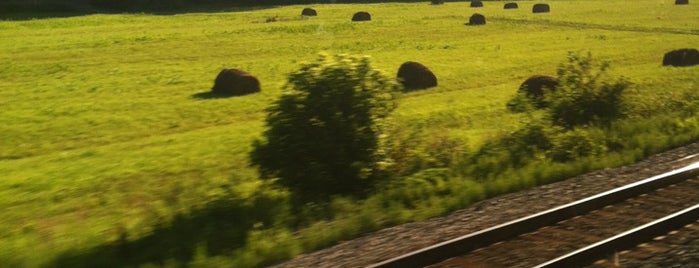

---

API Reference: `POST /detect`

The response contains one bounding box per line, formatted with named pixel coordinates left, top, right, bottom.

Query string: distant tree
left=89, top=0, right=185, bottom=11
left=250, top=54, right=399, bottom=199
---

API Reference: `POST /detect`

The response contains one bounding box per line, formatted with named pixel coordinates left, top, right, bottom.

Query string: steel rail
left=367, top=162, right=699, bottom=268
left=535, top=203, right=699, bottom=268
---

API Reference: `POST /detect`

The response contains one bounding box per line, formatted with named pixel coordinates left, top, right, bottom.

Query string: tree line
left=1, top=0, right=430, bottom=13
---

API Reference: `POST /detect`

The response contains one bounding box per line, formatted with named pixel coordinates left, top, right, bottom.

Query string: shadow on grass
left=192, top=90, right=261, bottom=100
left=48, top=194, right=286, bottom=268
left=191, top=91, right=236, bottom=100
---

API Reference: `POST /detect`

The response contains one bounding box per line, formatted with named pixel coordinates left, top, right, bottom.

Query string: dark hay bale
left=352, top=11, right=371, bottom=22
left=470, top=0, right=483, bottom=7
left=211, top=69, right=261, bottom=96
left=431, top=0, right=445, bottom=5
left=519, top=75, right=558, bottom=107
left=675, top=0, right=689, bottom=4
left=532, top=3, right=550, bottom=13
left=468, top=13, right=486, bottom=25
left=301, top=8, right=317, bottom=16
left=662, top=48, right=699, bottom=67
left=397, top=61, right=438, bottom=90
left=504, top=2, right=519, bottom=9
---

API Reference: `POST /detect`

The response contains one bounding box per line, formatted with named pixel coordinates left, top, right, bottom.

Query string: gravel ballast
left=271, top=142, right=699, bottom=268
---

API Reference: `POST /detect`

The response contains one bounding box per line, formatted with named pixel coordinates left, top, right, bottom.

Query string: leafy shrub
left=547, top=52, right=630, bottom=128
left=383, top=168, right=452, bottom=209
left=502, top=122, right=555, bottom=157
left=250, top=54, right=399, bottom=200
left=506, top=93, right=537, bottom=113
left=547, top=128, right=607, bottom=162
left=384, top=126, right=466, bottom=176
left=469, top=122, right=553, bottom=174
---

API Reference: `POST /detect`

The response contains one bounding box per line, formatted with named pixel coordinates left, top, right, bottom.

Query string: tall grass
left=1, top=0, right=698, bottom=266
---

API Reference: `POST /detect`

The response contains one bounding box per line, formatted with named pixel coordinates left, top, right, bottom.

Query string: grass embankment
left=1, top=0, right=698, bottom=266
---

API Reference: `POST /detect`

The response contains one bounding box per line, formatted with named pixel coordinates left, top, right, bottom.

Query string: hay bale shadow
left=191, top=91, right=237, bottom=100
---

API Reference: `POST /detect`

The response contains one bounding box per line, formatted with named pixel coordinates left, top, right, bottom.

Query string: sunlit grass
left=0, top=0, right=698, bottom=266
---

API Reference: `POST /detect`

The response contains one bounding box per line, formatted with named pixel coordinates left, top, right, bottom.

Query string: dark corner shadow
left=47, top=194, right=282, bottom=268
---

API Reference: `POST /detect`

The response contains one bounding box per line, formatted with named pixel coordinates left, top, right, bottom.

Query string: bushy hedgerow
left=250, top=54, right=399, bottom=200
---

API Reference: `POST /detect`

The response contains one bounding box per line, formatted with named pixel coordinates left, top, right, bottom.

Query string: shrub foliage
left=250, top=54, right=399, bottom=199
left=547, top=52, right=630, bottom=128
left=498, top=52, right=632, bottom=166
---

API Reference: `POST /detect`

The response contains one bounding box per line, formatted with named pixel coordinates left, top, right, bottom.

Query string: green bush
left=250, top=54, right=399, bottom=200
left=503, top=122, right=555, bottom=158
left=547, top=52, right=630, bottom=128
left=464, top=121, right=554, bottom=180
left=547, top=127, right=607, bottom=162
left=384, top=126, right=466, bottom=176
left=506, top=93, right=537, bottom=113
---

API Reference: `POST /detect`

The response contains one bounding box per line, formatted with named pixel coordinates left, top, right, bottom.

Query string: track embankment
left=270, top=142, right=699, bottom=268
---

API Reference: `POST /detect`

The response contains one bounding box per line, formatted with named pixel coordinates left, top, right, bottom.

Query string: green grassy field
left=1, top=0, right=698, bottom=266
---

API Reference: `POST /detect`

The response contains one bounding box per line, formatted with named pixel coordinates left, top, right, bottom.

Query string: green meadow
left=1, top=0, right=698, bottom=266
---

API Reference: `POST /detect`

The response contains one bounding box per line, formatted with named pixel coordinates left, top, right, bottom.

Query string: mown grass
left=1, top=0, right=698, bottom=267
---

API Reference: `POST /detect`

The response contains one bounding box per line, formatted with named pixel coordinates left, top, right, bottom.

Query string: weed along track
left=368, top=163, right=699, bottom=268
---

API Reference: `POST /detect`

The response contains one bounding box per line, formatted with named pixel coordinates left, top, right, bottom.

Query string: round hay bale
left=504, top=2, right=519, bottom=9
left=519, top=75, right=558, bottom=107
left=470, top=0, right=483, bottom=7
left=662, top=48, right=699, bottom=67
left=352, top=11, right=371, bottom=22
left=301, top=8, right=317, bottom=16
left=532, top=3, right=550, bottom=13
left=211, top=69, right=261, bottom=96
left=397, top=61, right=438, bottom=90
left=431, top=0, right=445, bottom=5
left=675, top=0, right=689, bottom=4
left=468, top=13, right=486, bottom=25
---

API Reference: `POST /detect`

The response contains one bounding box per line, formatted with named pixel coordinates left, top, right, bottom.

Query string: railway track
left=588, top=219, right=699, bottom=267
left=368, top=162, right=699, bottom=268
